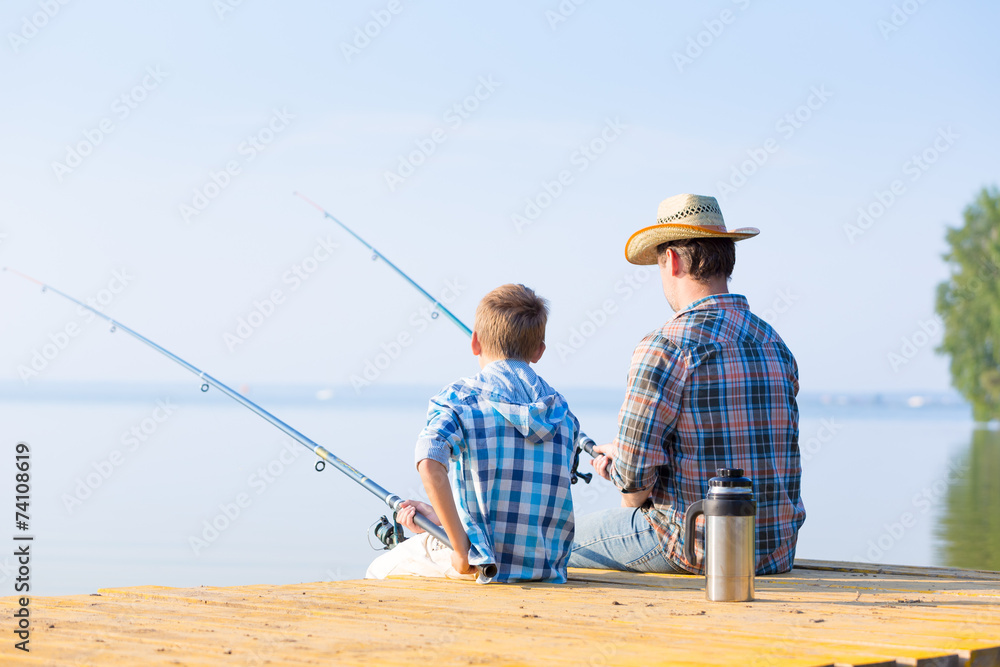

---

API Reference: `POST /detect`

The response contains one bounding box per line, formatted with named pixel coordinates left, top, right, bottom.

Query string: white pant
left=365, top=533, right=478, bottom=580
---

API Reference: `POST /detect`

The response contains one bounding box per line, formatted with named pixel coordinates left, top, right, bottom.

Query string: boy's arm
left=416, top=458, right=473, bottom=574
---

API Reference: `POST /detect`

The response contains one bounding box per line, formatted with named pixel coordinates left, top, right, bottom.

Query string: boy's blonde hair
left=474, top=284, right=548, bottom=361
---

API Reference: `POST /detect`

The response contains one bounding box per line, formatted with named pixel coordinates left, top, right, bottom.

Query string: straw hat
left=624, top=194, right=759, bottom=265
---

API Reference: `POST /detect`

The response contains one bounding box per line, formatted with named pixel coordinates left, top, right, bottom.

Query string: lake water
left=1, top=384, right=996, bottom=595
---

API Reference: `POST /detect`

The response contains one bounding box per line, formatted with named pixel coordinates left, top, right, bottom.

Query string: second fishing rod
left=295, top=193, right=601, bottom=483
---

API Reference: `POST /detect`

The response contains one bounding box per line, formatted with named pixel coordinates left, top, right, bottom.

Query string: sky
left=2, top=0, right=999, bottom=397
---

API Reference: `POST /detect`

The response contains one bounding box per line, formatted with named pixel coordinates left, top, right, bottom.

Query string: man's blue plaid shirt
left=610, top=294, right=806, bottom=575
left=415, top=359, right=579, bottom=583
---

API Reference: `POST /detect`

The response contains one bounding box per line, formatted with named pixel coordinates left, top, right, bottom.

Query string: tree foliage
left=936, top=186, right=1000, bottom=421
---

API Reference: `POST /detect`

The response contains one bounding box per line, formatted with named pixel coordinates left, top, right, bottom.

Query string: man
left=570, top=194, right=805, bottom=575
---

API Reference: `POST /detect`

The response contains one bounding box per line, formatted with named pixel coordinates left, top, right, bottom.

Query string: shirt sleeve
left=611, top=334, right=685, bottom=493
left=565, top=409, right=583, bottom=451
left=414, top=398, right=465, bottom=469
left=790, top=353, right=800, bottom=397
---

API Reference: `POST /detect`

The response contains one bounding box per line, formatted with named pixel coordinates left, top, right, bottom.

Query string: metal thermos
left=683, top=468, right=756, bottom=602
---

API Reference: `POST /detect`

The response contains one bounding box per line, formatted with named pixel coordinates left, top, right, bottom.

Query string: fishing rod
left=5, top=267, right=497, bottom=580
left=294, top=193, right=600, bottom=483
left=294, top=192, right=471, bottom=337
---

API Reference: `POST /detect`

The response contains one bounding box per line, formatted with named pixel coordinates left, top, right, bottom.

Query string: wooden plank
left=960, top=645, right=1000, bottom=667
left=0, top=564, right=998, bottom=667
left=794, top=560, right=1000, bottom=582
left=894, top=657, right=961, bottom=667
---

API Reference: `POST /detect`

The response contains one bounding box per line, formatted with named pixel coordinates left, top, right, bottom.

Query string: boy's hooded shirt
left=415, top=359, right=579, bottom=583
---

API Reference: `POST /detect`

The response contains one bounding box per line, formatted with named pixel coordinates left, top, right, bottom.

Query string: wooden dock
left=2, top=560, right=998, bottom=666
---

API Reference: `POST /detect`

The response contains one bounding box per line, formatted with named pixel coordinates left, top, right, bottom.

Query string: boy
left=366, top=284, right=582, bottom=583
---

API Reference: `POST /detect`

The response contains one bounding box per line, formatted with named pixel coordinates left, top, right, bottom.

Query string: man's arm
left=592, top=443, right=653, bottom=508
left=607, top=334, right=684, bottom=496
left=416, top=458, right=473, bottom=574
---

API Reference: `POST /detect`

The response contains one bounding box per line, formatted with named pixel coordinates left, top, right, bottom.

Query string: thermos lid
left=709, top=468, right=753, bottom=490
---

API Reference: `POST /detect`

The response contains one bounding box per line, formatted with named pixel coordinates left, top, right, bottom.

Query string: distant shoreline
left=0, top=380, right=973, bottom=413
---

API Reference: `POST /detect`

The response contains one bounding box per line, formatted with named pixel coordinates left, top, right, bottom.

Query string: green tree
left=936, top=187, right=1000, bottom=421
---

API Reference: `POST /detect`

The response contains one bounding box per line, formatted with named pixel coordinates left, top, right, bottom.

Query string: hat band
left=654, top=222, right=728, bottom=232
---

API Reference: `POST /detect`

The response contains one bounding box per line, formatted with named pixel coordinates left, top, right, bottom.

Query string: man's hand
left=396, top=500, right=440, bottom=534
left=591, top=443, right=619, bottom=481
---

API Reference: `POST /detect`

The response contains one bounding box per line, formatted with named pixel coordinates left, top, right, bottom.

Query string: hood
left=472, top=360, right=569, bottom=445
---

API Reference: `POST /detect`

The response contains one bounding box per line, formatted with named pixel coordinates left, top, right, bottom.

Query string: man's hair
left=657, top=238, right=736, bottom=282
left=475, top=284, right=548, bottom=361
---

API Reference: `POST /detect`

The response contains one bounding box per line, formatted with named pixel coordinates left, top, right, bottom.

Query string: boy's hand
left=416, top=458, right=475, bottom=577
left=396, top=500, right=440, bottom=534
left=591, top=443, right=618, bottom=481
left=450, top=549, right=474, bottom=575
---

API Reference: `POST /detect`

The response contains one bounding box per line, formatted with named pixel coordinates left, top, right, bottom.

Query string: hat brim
left=624, top=224, right=760, bottom=265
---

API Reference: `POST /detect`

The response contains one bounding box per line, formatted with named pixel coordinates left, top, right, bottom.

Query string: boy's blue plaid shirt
left=415, top=360, right=579, bottom=583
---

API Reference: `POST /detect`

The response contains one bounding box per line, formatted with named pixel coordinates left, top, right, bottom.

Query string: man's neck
left=674, top=278, right=730, bottom=312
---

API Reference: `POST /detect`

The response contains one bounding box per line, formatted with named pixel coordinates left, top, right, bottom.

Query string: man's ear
left=530, top=341, right=546, bottom=364
left=471, top=330, right=482, bottom=357
left=657, top=248, right=670, bottom=271
left=659, top=248, right=683, bottom=277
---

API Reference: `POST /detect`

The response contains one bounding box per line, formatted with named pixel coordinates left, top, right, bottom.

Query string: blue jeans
left=570, top=507, right=691, bottom=574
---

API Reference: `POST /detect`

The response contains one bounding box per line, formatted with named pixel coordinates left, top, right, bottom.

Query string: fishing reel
left=369, top=512, right=406, bottom=551
left=570, top=445, right=593, bottom=485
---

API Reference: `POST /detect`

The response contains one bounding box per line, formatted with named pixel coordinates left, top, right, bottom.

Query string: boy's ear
left=471, top=330, right=482, bottom=356
left=529, top=341, right=545, bottom=364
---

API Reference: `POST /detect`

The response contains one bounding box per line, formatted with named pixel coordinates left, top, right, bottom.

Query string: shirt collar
left=671, top=293, right=749, bottom=320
